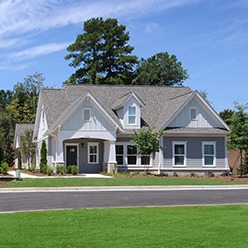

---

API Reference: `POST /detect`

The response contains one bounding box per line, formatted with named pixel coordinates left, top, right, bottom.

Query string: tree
left=18, top=152, right=22, bottom=170
left=133, top=52, right=189, bottom=86
left=227, top=103, right=248, bottom=177
left=20, top=129, right=36, bottom=168
left=219, top=109, right=235, bottom=126
left=7, top=72, right=44, bottom=124
left=40, top=140, right=47, bottom=173
left=65, top=17, right=138, bottom=85
left=132, top=127, right=163, bottom=173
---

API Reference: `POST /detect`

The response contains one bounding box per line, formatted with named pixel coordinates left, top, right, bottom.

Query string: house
left=32, top=84, right=229, bottom=174
left=14, top=124, right=35, bottom=169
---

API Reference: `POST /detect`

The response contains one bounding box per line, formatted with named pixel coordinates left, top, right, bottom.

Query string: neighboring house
left=14, top=124, right=35, bottom=169
left=32, top=85, right=229, bottom=174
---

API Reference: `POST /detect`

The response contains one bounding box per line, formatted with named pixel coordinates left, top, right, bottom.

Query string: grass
left=0, top=176, right=237, bottom=188
left=1, top=205, right=248, bottom=247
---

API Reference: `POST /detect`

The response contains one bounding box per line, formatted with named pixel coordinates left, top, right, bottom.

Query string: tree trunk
left=240, top=149, right=243, bottom=178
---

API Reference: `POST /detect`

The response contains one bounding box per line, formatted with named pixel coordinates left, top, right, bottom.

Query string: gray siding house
left=32, top=85, right=229, bottom=174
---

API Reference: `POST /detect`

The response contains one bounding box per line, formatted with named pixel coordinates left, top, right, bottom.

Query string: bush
left=71, top=165, right=78, bottom=175
left=56, top=165, right=64, bottom=175
left=46, top=166, right=53, bottom=176
left=28, top=165, right=36, bottom=172
left=66, top=165, right=72, bottom=174
left=18, top=152, right=22, bottom=170
left=173, top=172, right=178, bottom=177
left=42, top=165, right=48, bottom=174
left=0, top=162, right=9, bottom=175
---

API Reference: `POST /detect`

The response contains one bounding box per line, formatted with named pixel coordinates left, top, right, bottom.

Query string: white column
left=103, top=141, right=116, bottom=163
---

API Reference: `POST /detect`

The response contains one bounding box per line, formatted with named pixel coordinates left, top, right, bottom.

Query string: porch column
left=103, top=141, right=117, bottom=173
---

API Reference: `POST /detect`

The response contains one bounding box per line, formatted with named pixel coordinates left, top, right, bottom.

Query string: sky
left=0, top=0, right=247, bottom=112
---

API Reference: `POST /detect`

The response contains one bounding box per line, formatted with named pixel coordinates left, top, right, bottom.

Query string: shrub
left=56, top=165, right=64, bottom=175
left=28, top=165, right=36, bottom=172
left=71, top=165, right=78, bottom=175
left=42, top=165, right=48, bottom=174
left=173, top=172, right=178, bottom=177
left=66, top=165, right=72, bottom=174
left=46, top=166, right=53, bottom=176
left=1, top=162, right=9, bottom=175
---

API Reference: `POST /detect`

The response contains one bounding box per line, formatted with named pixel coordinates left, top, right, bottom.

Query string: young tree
left=133, top=52, right=189, bottom=86
left=65, top=17, right=138, bottom=85
left=20, top=130, right=36, bottom=168
left=227, top=103, right=248, bottom=177
left=40, top=140, right=47, bottom=173
left=132, top=128, right=163, bottom=173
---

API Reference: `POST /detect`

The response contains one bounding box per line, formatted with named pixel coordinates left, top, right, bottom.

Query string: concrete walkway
left=8, top=170, right=113, bottom=179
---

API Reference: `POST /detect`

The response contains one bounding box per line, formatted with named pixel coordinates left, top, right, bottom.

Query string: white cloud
left=0, top=0, right=203, bottom=37
left=145, top=22, right=159, bottom=33
left=9, top=42, right=69, bottom=61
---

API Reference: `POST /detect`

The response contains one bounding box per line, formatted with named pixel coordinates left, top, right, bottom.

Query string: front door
left=66, top=145, right=78, bottom=166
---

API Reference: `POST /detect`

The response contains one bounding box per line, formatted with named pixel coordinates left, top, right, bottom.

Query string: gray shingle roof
left=41, top=84, right=193, bottom=131
left=164, top=127, right=229, bottom=135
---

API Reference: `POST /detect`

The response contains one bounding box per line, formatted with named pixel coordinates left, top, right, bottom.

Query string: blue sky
left=0, top=0, right=247, bottom=112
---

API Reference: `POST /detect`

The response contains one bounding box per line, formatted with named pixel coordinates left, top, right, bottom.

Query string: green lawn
left=0, top=176, right=237, bottom=188
left=1, top=205, right=248, bottom=247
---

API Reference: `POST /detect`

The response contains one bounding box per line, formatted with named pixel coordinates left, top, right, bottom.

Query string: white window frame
left=88, top=142, right=99, bottom=164
left=128, top=106, right=136, bottom=125
left=83, top=108, right=91, bottom=122
left=115, top=142, right=151, bottom=167
left=173, top=141, right=187, bottom=167
left=202, top=142, right=216, bottom=167
left=190, top=107, right=197, bottom=120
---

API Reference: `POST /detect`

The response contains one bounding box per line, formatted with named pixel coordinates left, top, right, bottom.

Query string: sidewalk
left=7, top=170, right=113, bottom=179
left=1, top=185, right=248, bottom=193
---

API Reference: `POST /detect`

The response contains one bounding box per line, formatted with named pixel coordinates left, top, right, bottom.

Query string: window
left=173, top=142, right=186, bottom=166
left=128, top=106, right=136, bottom=124
left=83, top=108, right=91, bottom=122
left=203, top=142, right=216, bottom=166
left=88, top=143, right=99, bottom=164
left=141, top=155, right=150, bottom=165
left=116, top=145, right=124, bottom=165
left=190, top=107, right=197, bottom=120
left=41, top=108, right=45, bottom=129
left=127, top=145, right=137, bottom=165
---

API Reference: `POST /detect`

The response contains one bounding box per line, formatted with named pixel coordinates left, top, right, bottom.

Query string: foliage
left=133, top=52, right=189, bottom=86
left=227, top=103, right=248, bottom=177
left=65, top=17, right=138, bottom=85
left=71, top=165, right=78, bottom=175
left=56, top=165, right=65, bottom=175
left=27, top=165, right=36, bottom=173
left=6, top=72, right=44, bottom=124
left=199, top=89, right=213, bottom=105
left=219, top=109, right=235, bottom=126
left=40, top=140, right=47, bottom=173
left=0, top=161, right=9, bottom=175
left=46, top=167, right=53, bottom=176
left=20, top=129, right=36, bottom=168
left=66, top=165, right=72, bottom=174
left=18, top=152, right=22, bottom=170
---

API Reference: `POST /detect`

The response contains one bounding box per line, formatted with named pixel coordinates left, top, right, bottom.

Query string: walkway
left=7, top=170, right=113, bottom=179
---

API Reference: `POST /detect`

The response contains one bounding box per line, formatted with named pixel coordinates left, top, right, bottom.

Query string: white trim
left=88, top=142, right=99, bottom=164
left=202, top=141, right=216, bottom=167
left=115, top=142, right=152, bottom=167
left=172, top=141, right=187, bottom=167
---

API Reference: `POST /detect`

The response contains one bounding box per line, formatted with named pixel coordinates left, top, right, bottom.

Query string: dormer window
left=128, top=106, right=136, bottom=124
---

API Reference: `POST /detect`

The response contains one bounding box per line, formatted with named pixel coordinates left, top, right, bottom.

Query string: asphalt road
left=1, top=189, right=248, bottom=213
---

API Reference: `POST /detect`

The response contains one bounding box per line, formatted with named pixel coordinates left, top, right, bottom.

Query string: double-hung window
left=173, top=142, right=187, bottom=166
left=202, top=142, right=216, bottom=166
left=88, top=143, right=99, bottom=164
left=128, top=106, right=136, bottom=125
